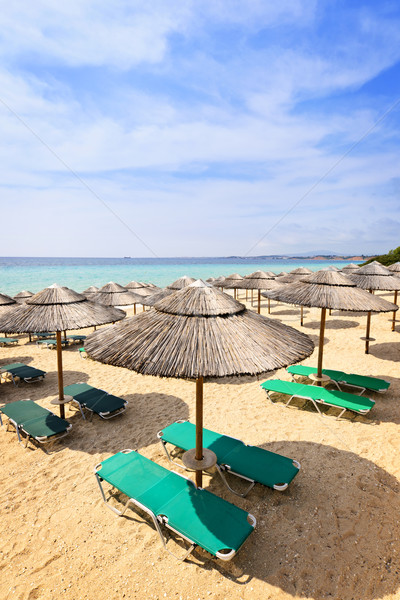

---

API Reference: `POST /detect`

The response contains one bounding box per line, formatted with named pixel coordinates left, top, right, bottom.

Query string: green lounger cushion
left=64, top=383, right=126, bottom=415
left=261, top=380, right=375, bottom=414
left=0, top=338, right=18, bottom=345
left=1, top=363, right=46, bottom=381
left=159, top=421, right=299, bottom=489
left=1, top=400, right=70, bottom=439
left=96, top=450, right=255, bottom=557
left=287, top=365, right=390, bottom=392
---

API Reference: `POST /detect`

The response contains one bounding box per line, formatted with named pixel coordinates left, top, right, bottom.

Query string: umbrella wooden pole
left=251, top=289, right=254, bottom=305
left=392, top=291, right=398, bottom=332
left=56, top=331, right=65, bottom=419
left=257, top=290, right=261, bottom=314
left=317, top=308, right=327, bottom=384
left=268, top=297, right=271, bottom=314
left=195, top=377, right=204, bottom=488
left=365, top=289, right=374, bottom=354
left=300, top=306, right=304, bottom=326
left=365, top=312, right=372, bottom=354
left=133, top=304, right=136, bottom=315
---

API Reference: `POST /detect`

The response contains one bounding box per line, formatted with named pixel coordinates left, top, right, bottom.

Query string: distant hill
left=362, top=246, right=400, bottom=267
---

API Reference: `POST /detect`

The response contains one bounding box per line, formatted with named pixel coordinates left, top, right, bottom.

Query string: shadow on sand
left=187, top=440, right=400, bottom=599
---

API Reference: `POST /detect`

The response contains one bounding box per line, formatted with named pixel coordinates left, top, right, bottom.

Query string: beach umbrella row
left=0, top=285, right=125, bottom=418
left=263, top=270, right=397, bottom=380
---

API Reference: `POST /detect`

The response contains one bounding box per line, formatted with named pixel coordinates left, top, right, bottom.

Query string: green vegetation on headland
left=362, top=246, right=400, bottom=266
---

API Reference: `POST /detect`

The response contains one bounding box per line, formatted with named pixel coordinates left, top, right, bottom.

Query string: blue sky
left=1, top=0, right=400, bottom=257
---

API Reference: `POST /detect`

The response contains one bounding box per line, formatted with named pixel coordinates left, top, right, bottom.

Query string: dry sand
left=0, top=295, right=399, bottom=600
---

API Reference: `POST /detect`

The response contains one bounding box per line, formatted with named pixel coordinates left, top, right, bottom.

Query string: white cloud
left=0, top=2, right=399, bottom=257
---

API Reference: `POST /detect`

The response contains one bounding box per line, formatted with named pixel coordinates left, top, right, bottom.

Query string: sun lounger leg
left=285, top=394, right=295, bottom=407
left=336, top=408, right=347, bottom=420
left=95, top=472, right=197, bottom=561
left=216, top=465, right=255, bottom=497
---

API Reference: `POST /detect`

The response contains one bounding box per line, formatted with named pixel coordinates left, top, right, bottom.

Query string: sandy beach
left=1, top=294, right=400, bottom=600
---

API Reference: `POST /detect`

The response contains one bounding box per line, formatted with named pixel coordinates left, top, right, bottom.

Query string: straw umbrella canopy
left=125, top=280, right=146, bottom=290
left=341, top=263, right=360, bottom=274
left=219, top=273, right=244, bottom=300
left=240, top=271, right=281, bottom=314
left=84, top=280, right=314, bottom=487
left=142, top=288, right=174, bottom=307
left=263, top=270, right=397, bottom=378
left=349, top=261, right=400, bottom=341
left=90, top=282, right=141, bottom=308
left=211, top=276, right=225, bottom=290
left=267, top=272, right=312, bottom=324
left=81, top=285, right=99, bottom=299
left=388, top=262, right=400, bottom=276
left=0, top=284, right=125, bottom=418
left=166, top=276, right=196, bottom=290
left=290, top=267, right=312, bottom=275
left=125, top=281, right=161, bottom=295
left=13, top=290, right=34, bottom=303
left=0, top=292, right=17, bottom=308
left=0, top=293, right=18, bottom=336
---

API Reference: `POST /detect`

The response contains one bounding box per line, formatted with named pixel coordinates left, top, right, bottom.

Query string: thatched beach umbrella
left=125, top=281, right=161, bottom=295
left=240, top=271, right=281, bottom=314
left=90, top=282, right=140, bottom=308
left=0, top=284, right=125, bottom=418
left=349, top=261, right=400, bottom=343
left=266, top=272, right=312, bottom=325
left=82, top=285, right=99, bottom=298
left=167, top=276, right=196, bottom=290
left=388, top=263, right=400, bottom=276
left=84, top=280, right=314, bottom=487
left=290, top=267, right=312, bottom=275
left=0, top=293, right=18, bottom=337
left=219, top=273, right=244, bottom=300
left=13, top=290, right=34, bottom=303
left=388, top=264, right=400, bottom=328
left=0, top=292, right=17, bottom=308
left=341, top=263, right=360, bottom=274
left=264, top=270, right=397, bottom=379
left=141, top=288, right=174, bottom=307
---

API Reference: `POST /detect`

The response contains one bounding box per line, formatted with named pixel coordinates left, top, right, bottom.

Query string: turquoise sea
left=0, top=257, right=356, bottom=297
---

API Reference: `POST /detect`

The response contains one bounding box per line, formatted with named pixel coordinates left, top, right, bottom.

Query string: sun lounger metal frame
left=0, top=399, right=72, bottom=449
left=94, top=449, right=256, bottom=562
left=0, top=363, right=46, bottom=386
left=261, top=379, right=375, bottom=420
left=64, top=382, right=128, bottom=420
left=158, top=420, right=300, bottom=496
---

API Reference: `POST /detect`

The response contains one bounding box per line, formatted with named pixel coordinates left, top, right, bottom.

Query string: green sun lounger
left=67, top=335, right=87, bottom=344
left=0, top=362, right=46, bottom=385
left=0, top=399, right=72, bottom=448
left=0, top=337, right=19, bottom=346
left=260, top=379, right=375, bottom=419
left=286, top=365, right=390, bottom=395
left=94, top=449, right=256, bottom=561
left=33, top=332, right=56, bottom=340
left=36, top=338, right=69, bottom=349
left=64, top=383, right=127, bottom=420
left=158, top=420, right=300, bottom=496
